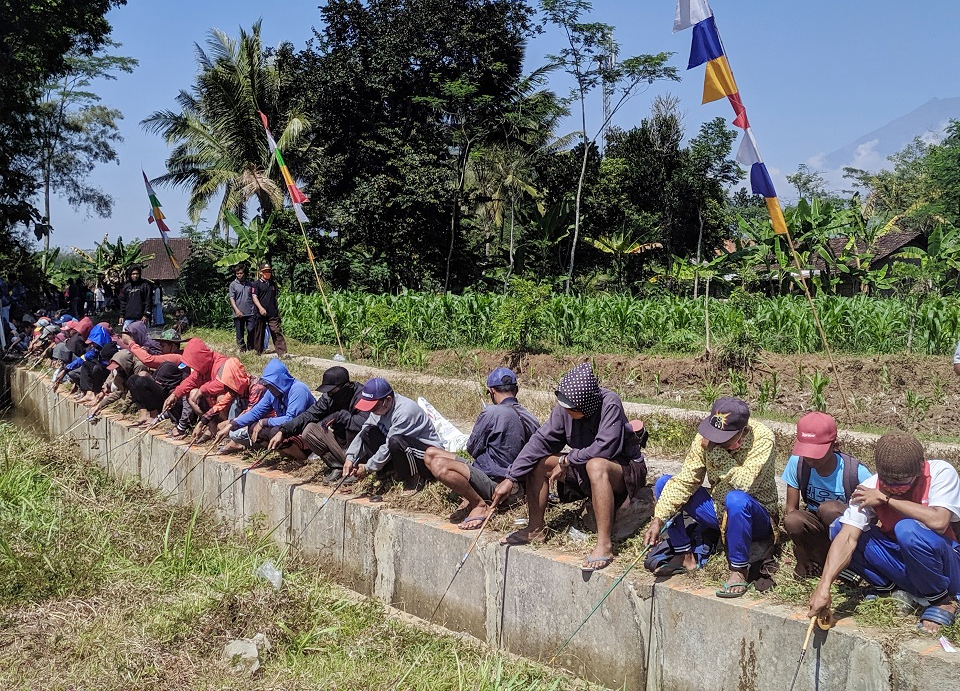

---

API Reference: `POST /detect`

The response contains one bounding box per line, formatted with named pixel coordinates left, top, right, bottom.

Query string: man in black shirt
left=250, top=262, right=287, bottom=357
left=118, top=265, right=152, bottom=332
left=266, top=365, right=369, bottom=483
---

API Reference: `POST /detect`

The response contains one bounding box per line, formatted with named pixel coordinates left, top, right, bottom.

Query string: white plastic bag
left=418, top=397, right=469, bottom=453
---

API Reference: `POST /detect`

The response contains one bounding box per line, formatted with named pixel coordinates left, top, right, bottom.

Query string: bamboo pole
left=294, top=215, right=345, bottom=357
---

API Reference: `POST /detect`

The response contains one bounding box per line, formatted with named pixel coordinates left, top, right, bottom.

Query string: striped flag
left=674, top=0, right=787, bottom=234
left=142, top=171, right=181, bottom=269
left=258, top=111, right=309, bottom=223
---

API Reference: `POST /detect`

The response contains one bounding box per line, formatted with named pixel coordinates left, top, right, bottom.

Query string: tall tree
left=142, top=21, right=307, bottom=232
left=28, top=46, right=136, bottom=265
left=282, top=0, right=536, bottom=290
left=539, top=0, right=678, bottom=293
left=0, top=0, right=126, bottom=235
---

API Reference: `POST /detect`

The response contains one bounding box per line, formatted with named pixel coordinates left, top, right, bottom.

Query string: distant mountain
left=820, top=97, right=960, bottom=170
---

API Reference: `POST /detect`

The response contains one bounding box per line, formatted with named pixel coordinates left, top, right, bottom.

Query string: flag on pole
left=674, top=0, right=787, bottom=234
left=142, top=171, right=181, bottom=269
left=258, top=111, right=309, bottom=223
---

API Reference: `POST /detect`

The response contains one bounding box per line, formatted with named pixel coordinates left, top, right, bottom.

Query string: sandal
left=653, top=563, right=697, bottom=577
left=500, top=529, right=545, bottom=546
left=918, top=597, right=958, bottom=636
left=716, top=581, right=752, bottom=598
left=458, top=515, right=488, bottom=531
left=581, top=554, right=614, bottom=573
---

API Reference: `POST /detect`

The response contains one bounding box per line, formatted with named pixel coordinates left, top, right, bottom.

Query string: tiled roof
left=140, top=237, right=192, bottom=282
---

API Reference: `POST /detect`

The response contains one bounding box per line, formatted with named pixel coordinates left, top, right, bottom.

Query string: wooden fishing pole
left=548, top=514, right=678, bottom=664
left=171, top=440, right=223, bottom=494
left=54, top=412, right=90, bottom=441
left=294, top=215, right=345, bottom=357
left=115, top=415, right=167, bottom=452
left=782, top=231, right=853, bottom=422
left=788, top=612, right=832, bottom=691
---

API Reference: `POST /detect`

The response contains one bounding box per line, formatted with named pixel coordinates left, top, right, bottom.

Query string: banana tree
left=214, top=211, right=277, bottom=269
left=583, top=230, right=662, bottom=292
left=72, top=236, right=154, bottom=295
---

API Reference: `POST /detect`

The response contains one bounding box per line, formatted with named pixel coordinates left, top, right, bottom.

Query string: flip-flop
left=501, top=530, right=533, bottom=546
left=715, top=581, right=752, bottom=598
left=917, top=599, right=958, bottom=636
left=458, top=515, right=487, bottom=531
left=653, top=563, right=696, bottom=577
left=581, top=554, right=614, bottom=573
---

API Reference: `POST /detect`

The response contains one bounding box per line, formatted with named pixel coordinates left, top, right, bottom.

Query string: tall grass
left=219, top=291, right=960, bottom=356
left=0, top=423, right=598, bottom=690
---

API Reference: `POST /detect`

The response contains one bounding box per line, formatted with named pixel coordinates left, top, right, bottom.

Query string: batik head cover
left=555, top=362, right=602, bottom=418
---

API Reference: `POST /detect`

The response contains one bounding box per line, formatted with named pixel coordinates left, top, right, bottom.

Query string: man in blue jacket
left=222, top=358, right=315, bottom=451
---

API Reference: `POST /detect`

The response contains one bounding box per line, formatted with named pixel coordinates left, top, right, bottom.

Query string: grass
left=0, top=421, right=601, bottom=690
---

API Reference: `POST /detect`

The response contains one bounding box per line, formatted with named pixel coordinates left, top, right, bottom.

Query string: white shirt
left=839, top=459, right=960, bottom=532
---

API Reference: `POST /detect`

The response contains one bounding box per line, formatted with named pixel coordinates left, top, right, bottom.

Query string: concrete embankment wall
left=9, top=366, right=960, bottom=691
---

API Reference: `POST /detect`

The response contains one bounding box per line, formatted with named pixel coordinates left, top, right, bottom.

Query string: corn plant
left=807, top=372, right=831, bottom=412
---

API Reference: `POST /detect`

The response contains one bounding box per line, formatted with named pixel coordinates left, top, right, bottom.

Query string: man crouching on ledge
left=491, top=362, right=647, bottom=573
left=808, top=432, right=960, bottom=635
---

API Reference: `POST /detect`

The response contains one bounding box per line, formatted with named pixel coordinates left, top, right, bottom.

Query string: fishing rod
left=53, top=412, right=90, bottom=442
left=212, top=447, right=275, bottom=501
left=548, top=514, right=679, bottom=664
left=170, top=440, right=223, bottom=495
left=15, top=375, right=46, bottom=407
left=300, top=471, right=353, bottom=535
left=430, top=507, right=496, bottom=621
left=788, top=612, right=832, bottom=691
left=113, top=414, right=167, bottom=452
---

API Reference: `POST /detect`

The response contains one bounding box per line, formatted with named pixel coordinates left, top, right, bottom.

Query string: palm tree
left=141, top=21, right=307, bottom=232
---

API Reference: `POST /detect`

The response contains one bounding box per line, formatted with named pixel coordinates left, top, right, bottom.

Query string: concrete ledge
left=8, top=366, right=960, bottom=690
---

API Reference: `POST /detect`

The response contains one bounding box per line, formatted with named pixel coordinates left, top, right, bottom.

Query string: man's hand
left=807, top=586, right=832, bottom=620
left=490, top=478, right=515, bottom=509
left=214, top=420, right=231, bottom=444
left=162, top=393, right=177, bottom=413
left=355, top=464, right=368, bottom=480
left=233, top=310, right=243, bottom=318
left=547, top=461, right=565, bottom=484
left=850, top=484, right=888, bottom=509
left=267, top=428, right=285, bottom=451
left=343, top=458, right=357, bottom=477
left=250, top=419, right=265, bottom=442
left=192, top=421, right=206, bottom=441
left=121, top=333, right=133, bottom=346
left=643, top=517, right=665, bottom=547
left=258, top=307, right=267, bottom=316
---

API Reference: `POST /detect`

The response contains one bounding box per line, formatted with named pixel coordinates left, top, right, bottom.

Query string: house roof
left=140, top=237, right=191, bottom=282
left=816, top=229, right=923, bottom=270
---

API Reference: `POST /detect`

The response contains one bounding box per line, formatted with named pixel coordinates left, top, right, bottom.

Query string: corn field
left=233, top=292, right=960, bottom=356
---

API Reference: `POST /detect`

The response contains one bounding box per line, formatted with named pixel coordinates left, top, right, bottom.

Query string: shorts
left=556, top=456, right=647, bottom=504
left=454, top=456, right=518, bottom=502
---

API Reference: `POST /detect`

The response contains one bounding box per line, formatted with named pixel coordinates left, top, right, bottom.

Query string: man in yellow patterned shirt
left=643, top=397, right=779, bottom=597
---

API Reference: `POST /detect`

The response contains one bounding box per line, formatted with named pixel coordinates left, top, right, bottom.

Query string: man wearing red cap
left=342, top=378, right=443, bottom=492
left=644, top=397, right=778, bottom=597
left=782, top=412, right=870, bottom=578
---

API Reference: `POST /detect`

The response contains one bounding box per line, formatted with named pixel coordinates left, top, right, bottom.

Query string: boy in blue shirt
left=782, top=412, right=871, bottom=577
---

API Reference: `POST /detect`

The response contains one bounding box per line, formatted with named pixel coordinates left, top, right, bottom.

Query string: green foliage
left=807, top=371, right=830, bottom=412
left=490, top=278, right=551, bottom=354
left=72, top=236, right=153, bottom=292
left=214, top=212, right=277, bottom=269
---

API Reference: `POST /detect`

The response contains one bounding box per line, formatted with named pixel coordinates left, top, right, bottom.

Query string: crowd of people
left=15, top=286, right=960, bottom=640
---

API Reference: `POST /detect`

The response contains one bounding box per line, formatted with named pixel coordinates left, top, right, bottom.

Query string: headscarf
left=556, top=362, right=603, bottom=418
left=124, top=320, right=163, bottom=355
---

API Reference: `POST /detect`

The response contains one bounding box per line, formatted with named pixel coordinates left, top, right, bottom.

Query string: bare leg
left=424, top=447, right=487, bottom=520
left=585, top=456, right=627, bottom=560
left=510, top=455, right=558, bottom=542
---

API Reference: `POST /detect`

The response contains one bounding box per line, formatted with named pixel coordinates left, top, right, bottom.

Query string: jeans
left=234, top=315, right=254, bottom=351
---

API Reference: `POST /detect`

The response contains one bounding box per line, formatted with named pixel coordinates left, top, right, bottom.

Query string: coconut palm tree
left=141, top=21, right=307, bottom=232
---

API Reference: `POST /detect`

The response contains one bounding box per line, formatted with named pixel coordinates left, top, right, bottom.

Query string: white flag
left=674, top=0, right=714, bottom=32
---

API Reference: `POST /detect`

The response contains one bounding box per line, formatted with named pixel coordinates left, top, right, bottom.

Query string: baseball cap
left=63, top=320, right=80, bottom=332
left=792, top=412, right=837, bottom=458
left=317, top=366, right=350, bottom=393
left=354, top=377, right=393, bottom=412
left=697, top=397, right=751, bottom=444
left=486, top=367, right=517, bottom=388
left=156, top=329, right=181, bottom=344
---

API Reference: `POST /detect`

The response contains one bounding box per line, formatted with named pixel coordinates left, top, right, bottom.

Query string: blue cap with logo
left=486, top=367, right=518, bottom=388
left=354, top=377, right=393, bottom=412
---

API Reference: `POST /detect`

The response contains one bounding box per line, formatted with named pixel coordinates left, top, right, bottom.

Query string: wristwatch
left=558, top=453, right=570, bottom=469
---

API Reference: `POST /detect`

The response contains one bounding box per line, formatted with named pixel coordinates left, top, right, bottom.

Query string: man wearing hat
left=250, top=262, right=287, bottom=357
left=264, top=366, right=369, bottom=482
left=423, top=367, right=540, bottom=529
left=644, top=397, right=778, bottom=597
left=342, top=378, right=443, bottom=492
left=492, top=362, right=647, bottom=572
left=782, top=412, right=871, bottom=578
left=809, top=432, right=960, bottom=636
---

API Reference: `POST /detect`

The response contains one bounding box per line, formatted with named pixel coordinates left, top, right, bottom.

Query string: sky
left=45, top=0, right=960, bottom=251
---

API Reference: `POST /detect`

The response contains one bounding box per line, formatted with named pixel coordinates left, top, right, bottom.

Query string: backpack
left=797, top=451, right=860, bottom=506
